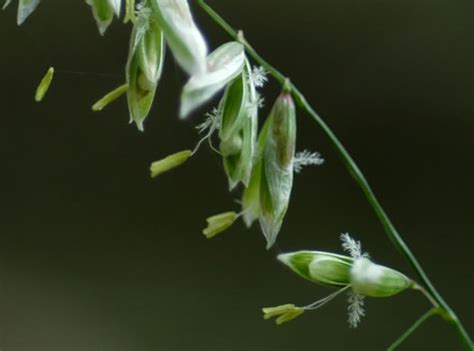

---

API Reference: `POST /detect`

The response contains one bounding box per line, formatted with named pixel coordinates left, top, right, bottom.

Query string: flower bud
left=151, top=0, right=208, bottom=76
left=150, top=150, right=192, bottom=178
left=278, top=251, right=352, bottom=287
left=35, top=66, right=54, bottom=102
left=180, top=42, right=245, bottom=118
left=202, top=211, right=237, bottom=239
left=350, top=258, right=413, bottom=297
left=86, top=0, right=115, bottom=35
left=126, top=8, right=165, bottom=131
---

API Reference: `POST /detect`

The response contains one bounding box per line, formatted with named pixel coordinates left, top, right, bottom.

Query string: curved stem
left=196, top=1, right=473, bottom=349
left=387, top=308, right=439, bottom=350
left=412, top=283, right=438, bottom=309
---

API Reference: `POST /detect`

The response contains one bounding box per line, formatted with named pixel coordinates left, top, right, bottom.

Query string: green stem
left=387, top=308, right=438, bottom=350
left=196, top=1, right=473, bottom=350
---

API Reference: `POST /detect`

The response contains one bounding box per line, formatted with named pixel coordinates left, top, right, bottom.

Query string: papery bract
left=180, top=41, right=245, bottom=118
left=126, top=6, right=165, bottom=131
left=151, top=0, right=208, bottom=76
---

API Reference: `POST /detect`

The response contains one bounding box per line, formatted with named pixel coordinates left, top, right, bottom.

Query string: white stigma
left=340, top=233, right=368, bottom=259
left=293, top=150, right=325, bottom=173
left=347, top=291, right=365, bottom=328
left=249, top=66, right=268, bottom=88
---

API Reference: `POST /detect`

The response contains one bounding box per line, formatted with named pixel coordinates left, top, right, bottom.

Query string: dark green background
left=0, top=1, right=473, bottom=350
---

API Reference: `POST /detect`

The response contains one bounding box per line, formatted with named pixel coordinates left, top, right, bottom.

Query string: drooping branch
left=195, top=1, right=473, bottom=349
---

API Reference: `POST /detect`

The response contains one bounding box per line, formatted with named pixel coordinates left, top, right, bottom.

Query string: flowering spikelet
left=126, top=3, right=165, bottom=130
left=271, top=234, right=414, bottom=328
left=219, top=59, right=259, bottom=189
left=241, top=88, right=296, bottom=248
left=259, top=91, right=296, bottom=248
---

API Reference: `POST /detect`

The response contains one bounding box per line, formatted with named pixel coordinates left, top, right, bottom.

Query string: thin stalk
left=387, top=308, right=438, bottom=350
left=196, top=1, right=473, bottom=349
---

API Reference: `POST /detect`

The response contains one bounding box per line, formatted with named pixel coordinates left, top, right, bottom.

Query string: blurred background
left=0, top=0, right=473, bottom=350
